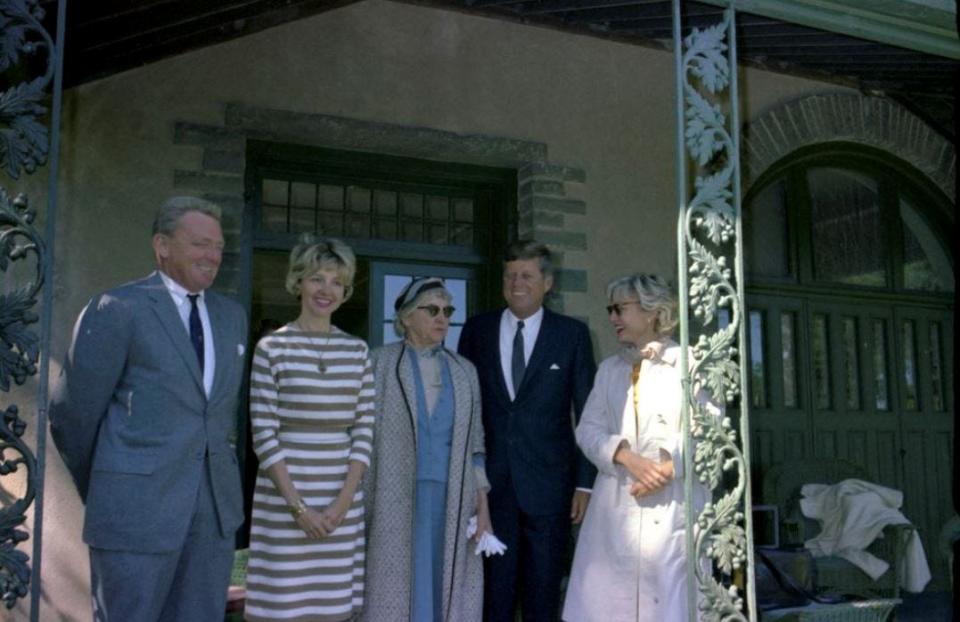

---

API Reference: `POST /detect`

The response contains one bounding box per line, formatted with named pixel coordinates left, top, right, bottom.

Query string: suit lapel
left=206, top=293, right=231, bottom=400
left=145, top=273, right=205, bottom=395
left=488, top=312, right=513, bottom=405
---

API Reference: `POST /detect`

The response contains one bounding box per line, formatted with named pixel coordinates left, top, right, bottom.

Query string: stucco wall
left=17, top=0, right=879, bottom=618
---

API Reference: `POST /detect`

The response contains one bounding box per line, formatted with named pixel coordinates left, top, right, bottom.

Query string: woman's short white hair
left=393, top=278, right=453, bottom=338
left=606, top=273, right=678, bottom=338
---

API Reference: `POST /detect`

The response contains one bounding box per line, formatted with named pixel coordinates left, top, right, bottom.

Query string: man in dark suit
left=50, top=196, right=248, bottom=621
left=458, top=240, right=597, bottom=622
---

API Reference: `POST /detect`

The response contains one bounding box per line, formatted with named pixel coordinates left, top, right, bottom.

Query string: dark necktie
left=187, top=294, right=204, bottom=372
left=511, top=320, right=525, bottom=396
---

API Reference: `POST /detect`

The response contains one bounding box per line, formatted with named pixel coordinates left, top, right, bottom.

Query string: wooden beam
left=696, top=0, right=960, bottom=59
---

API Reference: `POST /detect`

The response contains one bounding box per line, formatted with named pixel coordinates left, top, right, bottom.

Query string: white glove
left=466, top=516, right=507, bottom=557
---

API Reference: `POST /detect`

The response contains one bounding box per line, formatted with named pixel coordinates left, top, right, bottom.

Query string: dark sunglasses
left=417, top=304, right=456, bottom=318
left=606, top=301, right=641, bottom=316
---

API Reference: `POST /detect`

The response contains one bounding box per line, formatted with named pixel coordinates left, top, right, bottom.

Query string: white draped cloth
left=800, top=478, right=931, bottom=593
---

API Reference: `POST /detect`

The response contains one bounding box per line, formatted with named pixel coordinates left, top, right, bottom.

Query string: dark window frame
left=744, top=141, right=954, bottom=300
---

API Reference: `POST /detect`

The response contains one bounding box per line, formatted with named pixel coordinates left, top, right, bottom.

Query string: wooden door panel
left=875, top=430, right=899, bottom=488
left=896, top=306, right=953, bottom=590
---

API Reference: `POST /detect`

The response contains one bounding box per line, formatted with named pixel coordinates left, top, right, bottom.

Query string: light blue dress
left=410, top=349, right=456, bottom=622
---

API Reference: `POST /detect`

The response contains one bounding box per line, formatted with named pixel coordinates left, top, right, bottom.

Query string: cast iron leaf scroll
left=678, top=6, right=753, bottom=622
left=0, top=0, right=53, bottom=610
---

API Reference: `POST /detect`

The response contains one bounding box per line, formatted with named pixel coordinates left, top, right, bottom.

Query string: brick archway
left=742, top=92, right=955, bottom=201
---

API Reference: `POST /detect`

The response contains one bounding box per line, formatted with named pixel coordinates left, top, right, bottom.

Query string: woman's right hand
left=294, top=506, right=330, bottom=539
left=614, top=446, right=670, bottom=494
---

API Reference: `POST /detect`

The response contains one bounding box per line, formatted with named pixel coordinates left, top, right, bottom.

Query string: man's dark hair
left=504, top=239, right=553, bottom=278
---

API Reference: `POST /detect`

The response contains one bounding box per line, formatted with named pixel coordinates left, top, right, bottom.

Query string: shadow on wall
left=6, top=357, right=91, bottom=622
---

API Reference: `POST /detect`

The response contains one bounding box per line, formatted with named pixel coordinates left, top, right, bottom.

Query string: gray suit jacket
left=50, top=271, right=248, bottom=553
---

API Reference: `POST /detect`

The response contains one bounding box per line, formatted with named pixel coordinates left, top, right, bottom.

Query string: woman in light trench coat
left=563, top=274, right=720, bottom=622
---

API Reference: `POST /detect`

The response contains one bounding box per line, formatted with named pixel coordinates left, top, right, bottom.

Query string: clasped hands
left=294, top=500, right=348, bottom=539
left=614, top=445, right=674, bottom=497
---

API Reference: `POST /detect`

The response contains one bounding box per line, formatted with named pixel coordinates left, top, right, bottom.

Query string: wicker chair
left=761, top=459, right=914, bottom=600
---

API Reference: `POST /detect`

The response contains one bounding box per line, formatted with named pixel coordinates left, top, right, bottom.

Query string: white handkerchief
left=466, top=516, right=507, bottom=557
left=549, top=363, right=560, bottom=370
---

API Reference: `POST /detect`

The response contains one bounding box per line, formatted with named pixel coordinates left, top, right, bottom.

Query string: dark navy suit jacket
left=458, top=307, right=597, bottom=516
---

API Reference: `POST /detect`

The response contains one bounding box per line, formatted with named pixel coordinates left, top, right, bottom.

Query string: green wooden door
left=893, top=305, right=954, bottom=587
left=749, top=292, right=954, bottom=589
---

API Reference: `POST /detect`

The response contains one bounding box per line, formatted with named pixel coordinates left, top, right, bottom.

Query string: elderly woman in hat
left=363, top=277, right=491, bottom=622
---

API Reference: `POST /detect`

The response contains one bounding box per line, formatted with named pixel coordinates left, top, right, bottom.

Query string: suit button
left=195, top=451, right=203, bottom=460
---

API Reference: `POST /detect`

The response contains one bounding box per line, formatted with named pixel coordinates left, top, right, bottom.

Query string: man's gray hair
left=152, top=196, right=222, bottom=236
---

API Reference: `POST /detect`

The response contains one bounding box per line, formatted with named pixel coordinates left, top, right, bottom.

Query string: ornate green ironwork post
left=0, top=0, right=64, bottom=617
left=672, top=1, right=756, bottom=620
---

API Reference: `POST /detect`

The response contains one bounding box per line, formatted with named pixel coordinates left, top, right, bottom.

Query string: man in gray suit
left=50, top=196, right=248, bottom=621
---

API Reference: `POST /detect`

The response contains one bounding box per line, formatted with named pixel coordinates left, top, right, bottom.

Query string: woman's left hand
left=474, top=490, right=492, bottom=541
left=321, top=499, right=349, bottom=533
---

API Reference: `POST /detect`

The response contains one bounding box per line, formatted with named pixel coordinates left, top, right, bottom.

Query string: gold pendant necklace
left=296, top=321, right=333, bottom=373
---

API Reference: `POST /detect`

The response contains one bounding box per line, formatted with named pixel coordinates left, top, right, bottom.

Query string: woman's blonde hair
left=606, top=273, right=678, bottom=338
left=285, top=234, right=357, bottom=300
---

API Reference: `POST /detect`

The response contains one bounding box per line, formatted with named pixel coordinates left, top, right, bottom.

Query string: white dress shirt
left=160, top=271, right=215, bottom=397
left=499, top=306, right=544, bottom=401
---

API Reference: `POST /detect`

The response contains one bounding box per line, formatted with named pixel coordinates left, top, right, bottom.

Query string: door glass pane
left=718, top=308, right=731, bottom=330
left=808, top=168, right=887, bottom=287
left=453, top=198, right=475, bottom=222
left=902, top=319, right=919, bottom=411
left=780, top=312, right=798, bottom=408
left=381, top=274, right=467, bottom=351
left=812, top=314, right=831, bottom=410
left=319, top=184, right=344, bottom=211
left=262, top=178, right=289, bottom=206
left=929, top=322, right=944, bottom=412
left=745, top=178, right=791, bottom=279
left=347, top=186, right=371, bottom=213
left=374, top=190, right=397, bottom=215
left=261, top=205, right=288, bottom=233
left=748, top=311, right=766, bottom=408
left=290, top=207, right=315, bottom=233
left=872, top=319, right=890, bottom=411
left=842, top=317, right=861, bottom=410
left=900, top=198, right=954, bottom=292
left=290, top=181, right=316, bottom=208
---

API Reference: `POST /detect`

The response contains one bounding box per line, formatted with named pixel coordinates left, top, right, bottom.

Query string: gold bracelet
left=289, top=498, right=308, bottom=519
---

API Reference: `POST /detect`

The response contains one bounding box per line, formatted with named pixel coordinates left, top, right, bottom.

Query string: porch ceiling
left=45, top=0, right=957, bottom=141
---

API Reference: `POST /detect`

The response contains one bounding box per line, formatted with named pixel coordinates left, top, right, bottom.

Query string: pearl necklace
left=296, top=321, right=333, bottom=373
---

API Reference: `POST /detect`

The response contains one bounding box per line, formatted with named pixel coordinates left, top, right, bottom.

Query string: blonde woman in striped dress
left=245, top=235, right=374, bottom=622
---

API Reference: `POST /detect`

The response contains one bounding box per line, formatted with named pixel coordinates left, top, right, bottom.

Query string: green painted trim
left=697, top=0, right=960, bottom=59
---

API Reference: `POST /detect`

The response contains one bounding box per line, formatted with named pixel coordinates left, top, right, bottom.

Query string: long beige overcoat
left=362, top=341, right=485, bottom=622
left=563, top=341, right=718, bottom=622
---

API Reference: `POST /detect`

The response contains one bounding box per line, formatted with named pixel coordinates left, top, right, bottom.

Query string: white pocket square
left=237, top=344, right=246, bottom=356
left=549, top=363, right=560, bottom=370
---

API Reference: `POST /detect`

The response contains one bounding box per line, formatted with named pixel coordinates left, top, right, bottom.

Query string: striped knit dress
left=245, top=324, right=375, bottom=622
